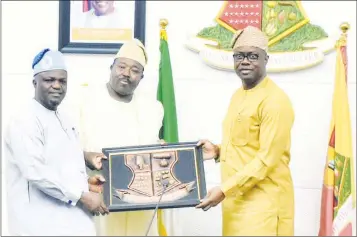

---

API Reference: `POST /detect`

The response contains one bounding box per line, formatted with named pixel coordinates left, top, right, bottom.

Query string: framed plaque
left=102, top=142, right=207, bottom=212
left=58, top=0, right=146, bottom=54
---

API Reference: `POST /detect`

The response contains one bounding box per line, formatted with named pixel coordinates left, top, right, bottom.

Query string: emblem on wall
left=185, top=1, right=336, bottom=72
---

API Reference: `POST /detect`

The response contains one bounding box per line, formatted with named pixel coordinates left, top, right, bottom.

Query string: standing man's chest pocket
left=230, top=113, right=253, bottom=146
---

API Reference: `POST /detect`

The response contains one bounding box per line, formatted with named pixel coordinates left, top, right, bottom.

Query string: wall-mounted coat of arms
left=185, top=1, right=336, bottom=72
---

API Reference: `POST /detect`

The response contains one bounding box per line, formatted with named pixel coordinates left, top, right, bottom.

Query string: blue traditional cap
left=32, top=48, right=67, bottom=76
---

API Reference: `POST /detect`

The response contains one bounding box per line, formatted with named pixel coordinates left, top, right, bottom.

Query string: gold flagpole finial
left=340, top=22, right=350, bottom=34
left=160, top=19, right=169, bottom=30
left=336, top=22, right=349, bottom=47
left=160, top=19, right=169, bottom=40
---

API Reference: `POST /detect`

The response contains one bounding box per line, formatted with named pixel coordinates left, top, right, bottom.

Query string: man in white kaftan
left=79, top=83, right=164, bottom=236
left=78, top=39, right=175, bottom=236
left=5, top=49, right=108, bottom=236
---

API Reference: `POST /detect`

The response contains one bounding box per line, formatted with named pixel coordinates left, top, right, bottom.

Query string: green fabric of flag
left=157, top=29, right=179, bottom=143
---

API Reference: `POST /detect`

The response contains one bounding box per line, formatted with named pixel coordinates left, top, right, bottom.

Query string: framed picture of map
left=58, top=0, right=146, bottom=54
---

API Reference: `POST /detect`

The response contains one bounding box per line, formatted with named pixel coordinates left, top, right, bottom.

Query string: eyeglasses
left=233, top=53, right=260, bottom=62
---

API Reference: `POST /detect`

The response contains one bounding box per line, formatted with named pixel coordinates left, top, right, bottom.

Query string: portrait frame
left=102, top=142, right=207, bottom=212
left=58, top=1, right=146, bottom=54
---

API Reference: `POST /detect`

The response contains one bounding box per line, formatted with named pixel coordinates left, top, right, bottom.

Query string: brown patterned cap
left=231, top=26, right=268, bottom=51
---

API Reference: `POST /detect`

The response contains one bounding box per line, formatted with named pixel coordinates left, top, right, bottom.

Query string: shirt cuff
left=221, top=179, right=235, bottom=196
left=220, top=177, right=243, bottom=197
left=63, top=189, right=83, bottom=206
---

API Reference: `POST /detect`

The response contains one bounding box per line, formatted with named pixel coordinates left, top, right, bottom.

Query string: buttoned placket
left=223, top=91, right=248, bottom=161
left=55, top=111, right=87, bottom=205
left=223, top=91, right=248, bottom=197
left=54, top=111, right=71, bottom=139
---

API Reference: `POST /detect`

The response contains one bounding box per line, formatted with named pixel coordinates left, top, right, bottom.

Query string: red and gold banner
left=318, top=24, right=355, bottom=236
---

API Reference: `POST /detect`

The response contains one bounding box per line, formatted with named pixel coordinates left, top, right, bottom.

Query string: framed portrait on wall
left=58, top=0, right=146, bottom=54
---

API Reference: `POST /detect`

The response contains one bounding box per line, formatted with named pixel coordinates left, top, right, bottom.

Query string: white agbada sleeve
left=7, top=118, right=84, bottom=206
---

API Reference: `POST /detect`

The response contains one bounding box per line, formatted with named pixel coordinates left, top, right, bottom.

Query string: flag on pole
left=318, top=23, right=356, bottom=236
left=156, top=19, right=179, bottom=236
left=157, top=21, right=179, bottom=144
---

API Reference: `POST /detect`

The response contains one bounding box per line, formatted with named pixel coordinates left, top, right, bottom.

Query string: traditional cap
left=230, top=26, right=269, bottom=51
left=32, top=49, right=67, bottom=76
left=114, top=39, right=148, bottom=67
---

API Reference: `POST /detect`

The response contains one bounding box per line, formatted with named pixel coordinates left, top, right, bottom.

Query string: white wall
left=2, top=1, right=356, bottom=236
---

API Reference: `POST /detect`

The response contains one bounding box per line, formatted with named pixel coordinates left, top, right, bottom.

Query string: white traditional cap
left=32, top=49, right=67, bottom=76
left=114, top=39, right=148, bottom=67
left=230, top=26, right=269, bottom=51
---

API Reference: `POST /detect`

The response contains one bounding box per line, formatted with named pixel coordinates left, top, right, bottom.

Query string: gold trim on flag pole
left=160, top=19, right=168, bottom=41
left=336, top=22, right=349, bottom=48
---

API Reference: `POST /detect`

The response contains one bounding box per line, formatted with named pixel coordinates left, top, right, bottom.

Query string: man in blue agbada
left=4, top=49, right=109, bottom=235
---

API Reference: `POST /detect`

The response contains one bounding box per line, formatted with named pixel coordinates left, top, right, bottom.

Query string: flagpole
left=339, top=20, right=356, bottom=211
left=157, top=19, right=170, bottom=237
